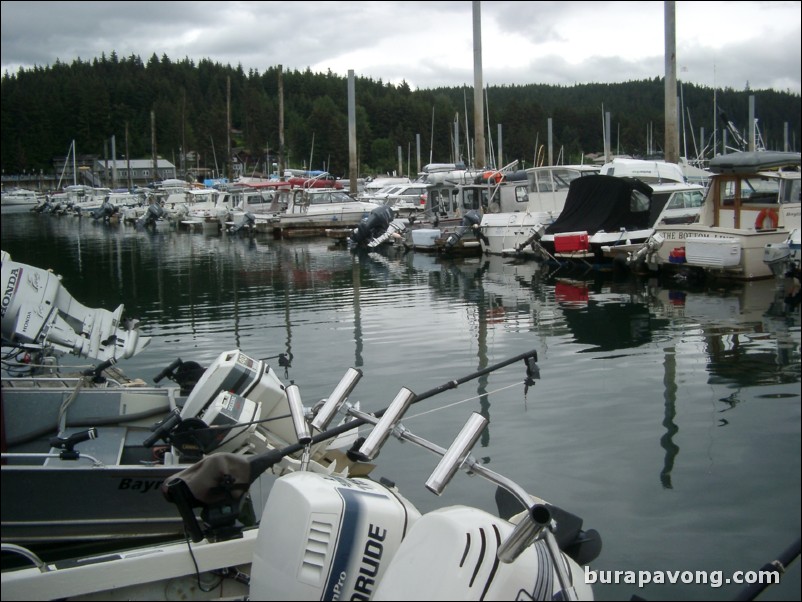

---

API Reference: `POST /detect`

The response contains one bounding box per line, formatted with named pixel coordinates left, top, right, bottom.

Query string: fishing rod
left=732, top=537, right=801, bottom=601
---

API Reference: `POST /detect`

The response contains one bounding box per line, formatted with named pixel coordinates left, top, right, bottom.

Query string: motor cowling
left=351, top=205, right=395, bottom=246
left=250, top=471, right=421, bottom=601
left=373, top=505, right=594, bottom=601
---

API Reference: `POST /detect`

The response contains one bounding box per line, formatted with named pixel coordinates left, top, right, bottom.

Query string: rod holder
left=358, top=387, right=416, bottom=460
left=286, top=384, right=312, bottom=445
left=497, top=504, right=552, bottom=563
left=310, top=368, right=363, bottom=431
left=425, top=412, right=487, bottom=495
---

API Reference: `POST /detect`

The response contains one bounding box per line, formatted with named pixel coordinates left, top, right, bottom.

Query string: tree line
left=1, top=51, right=800, bottom=180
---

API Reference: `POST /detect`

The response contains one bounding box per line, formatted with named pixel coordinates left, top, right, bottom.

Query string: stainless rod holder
left=358, top=387, right=416, bottom=460
left=425, top=412, right=487, bottom=495
left=310, top=367, right=363, bottom=431
left=286, top=384, right=312, bottom=445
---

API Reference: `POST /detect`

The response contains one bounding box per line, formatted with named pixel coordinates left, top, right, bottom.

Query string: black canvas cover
left=545, top=175, right=654, bottom=235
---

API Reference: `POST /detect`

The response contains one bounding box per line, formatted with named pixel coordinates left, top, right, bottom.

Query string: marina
left=1, top=206, right=800, bottom=600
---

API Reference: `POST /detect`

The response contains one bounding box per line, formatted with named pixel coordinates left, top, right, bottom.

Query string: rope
left=406, top=381, right=525, bottom=420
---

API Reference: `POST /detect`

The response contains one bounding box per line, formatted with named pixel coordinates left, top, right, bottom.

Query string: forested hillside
left=1, top=52, right=799, bottom=178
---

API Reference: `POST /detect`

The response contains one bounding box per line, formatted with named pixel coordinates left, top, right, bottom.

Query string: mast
left=664, top=1, right=679, bottom=163
left=472, top=1, right=486, bottom=169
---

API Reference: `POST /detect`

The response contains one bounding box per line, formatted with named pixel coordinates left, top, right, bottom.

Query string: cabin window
left=515, top=186, right=528, bottom=204
left=781, top=178, right=801, bottom=204
left=631, top=190, right=650, bottom=212
left=741, top=176, right=779, bottom=204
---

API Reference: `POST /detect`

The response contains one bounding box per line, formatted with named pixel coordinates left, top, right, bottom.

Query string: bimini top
left=709, top=151, right=801, bottom=175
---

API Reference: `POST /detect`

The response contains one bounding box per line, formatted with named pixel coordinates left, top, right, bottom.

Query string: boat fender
left=755, top=207, right=779, bottom=230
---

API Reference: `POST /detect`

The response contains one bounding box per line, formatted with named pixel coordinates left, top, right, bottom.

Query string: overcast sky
left=2, top=1, right=800, bottom=94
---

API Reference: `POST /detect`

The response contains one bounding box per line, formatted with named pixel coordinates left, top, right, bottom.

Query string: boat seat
left=44, top=426, right=127, bottom=467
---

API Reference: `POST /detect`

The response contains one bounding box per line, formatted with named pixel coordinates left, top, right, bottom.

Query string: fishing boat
left=1, top=347, right=602, bottom=601
left=634, top=151, right=801, bottom=280
left=1, top=251, right=362, bottom=546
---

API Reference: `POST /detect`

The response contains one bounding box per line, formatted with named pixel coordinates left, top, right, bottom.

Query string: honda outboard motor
left=351, top=205, right=395, bottom=246
left=444, top=209, right=484, bottom=251
left=1, top=250, right=150, bottom=361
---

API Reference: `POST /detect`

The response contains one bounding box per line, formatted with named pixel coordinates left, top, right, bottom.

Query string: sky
left=1, top=1, right=800, bottom=94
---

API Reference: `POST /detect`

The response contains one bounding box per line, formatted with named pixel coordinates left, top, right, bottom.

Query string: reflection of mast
left=352, top=257, right=363, bottom=367
left=660, top=346, right=680, bottom=489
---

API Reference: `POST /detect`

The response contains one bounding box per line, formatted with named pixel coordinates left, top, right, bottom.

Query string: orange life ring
left=482, top=171, right=503, bottom=184
left=754, top=208, right=779, bottom=230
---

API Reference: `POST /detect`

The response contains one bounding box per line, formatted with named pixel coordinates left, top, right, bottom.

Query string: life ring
left=482, top=171, right=503, bottom=184
left=754, top=208, right=779, bottom=230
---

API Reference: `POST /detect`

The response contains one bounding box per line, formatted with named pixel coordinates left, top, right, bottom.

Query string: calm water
left=2, top=207, right=800, bottom=601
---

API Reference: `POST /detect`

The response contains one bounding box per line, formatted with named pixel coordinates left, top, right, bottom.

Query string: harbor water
left=2, top=207, right=800, bottom=601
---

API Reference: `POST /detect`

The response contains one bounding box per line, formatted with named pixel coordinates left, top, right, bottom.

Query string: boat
left=507, top=174, right=703, bottom=268
left=1, top=251, right=362, bottom=546
left=1, top=348, right=602, bottom=601
left=349, top=165, right=522, bottom=255
left=480, top=164, right=600, bottom=256
left=181, top=188, right=240, bottom=230
left=1, top=188, right=43, bottom=207
left=270, top=187, right=381, bottom=238
left=634, top=151, right=801, bottom=281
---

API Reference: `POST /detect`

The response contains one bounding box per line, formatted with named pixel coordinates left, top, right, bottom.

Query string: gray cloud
left=2, top=1, right=799, bottom=93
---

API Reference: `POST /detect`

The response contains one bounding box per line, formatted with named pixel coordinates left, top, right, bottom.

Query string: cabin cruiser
left=634, top=151, right=801, bottom=280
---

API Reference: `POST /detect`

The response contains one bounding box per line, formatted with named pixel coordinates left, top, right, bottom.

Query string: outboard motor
left=229, top=211, right=256, bottom=234
left=91, top=199, right=117, bottom=221
left=351, top=205, right=395, bottom=246
left=1, top=250, right=150, bottom=361
left=136, top=201, right=165, bottom=228
left=443, top=209, right=484, bottom=251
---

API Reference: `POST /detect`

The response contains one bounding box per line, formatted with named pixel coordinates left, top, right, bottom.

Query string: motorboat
left=635, top=151, right=801, bottom=280
left=1, top=347, right=602, bottom=601
left=349, top=164, right=523, bottom=255
left=270, top=187, right=381, bottom=237
left=507, top=174, right=694, bottom=267
left=1, top=188, right=43, bottom=207
left=480, top=164, right=600, bottom=256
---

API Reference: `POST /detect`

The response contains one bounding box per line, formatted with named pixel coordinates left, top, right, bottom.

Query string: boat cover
left=544, top=175, right=655, bottom=235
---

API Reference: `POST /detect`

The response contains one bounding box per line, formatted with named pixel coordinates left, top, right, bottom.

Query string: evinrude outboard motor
left=229, top=211, right=256, bottom=234
left=350, top=205, right=395, bottom=246
left=136, top=201, right=165, bottom=228
left=443, top=209, right=484, bottom=251
left=1, top=250, right=150, bottom=361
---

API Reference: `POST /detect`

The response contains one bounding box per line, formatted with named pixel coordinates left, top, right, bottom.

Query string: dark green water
left=2, top=208, right=800, bottom=601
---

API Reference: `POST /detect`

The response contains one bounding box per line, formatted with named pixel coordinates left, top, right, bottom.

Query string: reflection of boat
left=641, top=151, right=801, bottom=280
left=647, top=277, right=800, bottom=386
left=2, top=351, right=600, bottom=602
left=554, top=277, right=668, bottom=352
